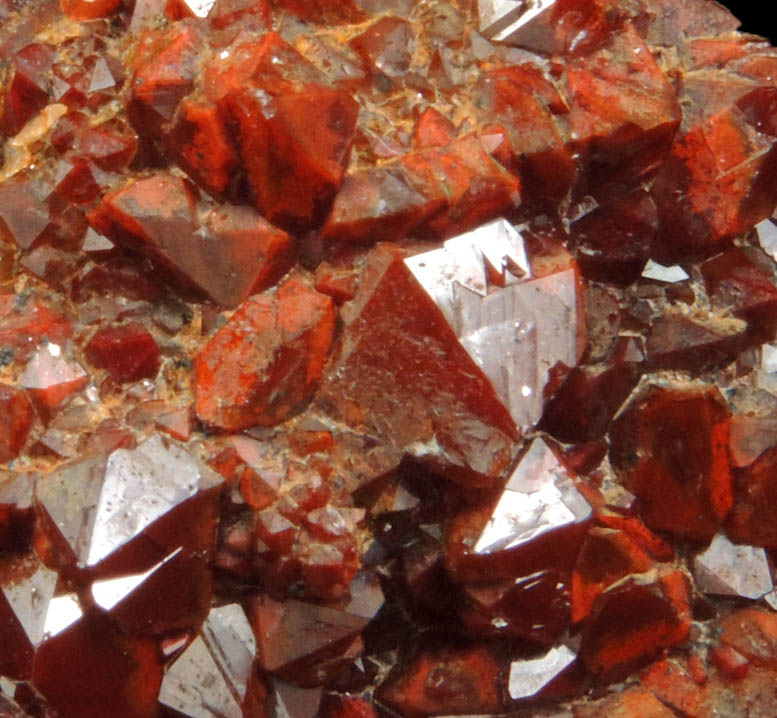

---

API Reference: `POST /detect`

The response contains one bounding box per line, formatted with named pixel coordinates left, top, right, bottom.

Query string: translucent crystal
left=693, top=533, right=773, bottom=600
left=87, top=56, right=115, bottom=93
left=508, top=644, right=577, bottom=700
left=249, top=596, right=371, bottom=673
left=475, top=437, right=591, bottom=554
left=184, top=0, right=217, bottom=15
left=756, top=219, right=777, bottom=263
left=406, top=222, right=577, bottom=429
left=88, top=436, right=220, bottom=565
left=35, top=435, right=222, bottom=567
left=405, top=218, right=530, bottom=305
left=641, top=260, right=689, bottom=283
left=159, top=603, right=256, bottom=718
left=2, top=562, right=58, bottom=646
left=91, top=548, right=182, bottom=610
left=269, top=680, right=322, bottom=718
left=478, top=0, right=556, bottom=48
left=20, top=343, right=87, bottom=409
left=762, top=344, right=777, bottom=373
left=42, top=594, right=82, bottom=639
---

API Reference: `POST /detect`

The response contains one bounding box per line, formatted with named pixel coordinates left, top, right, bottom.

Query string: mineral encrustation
left=4, top=0, right=777, bottom=717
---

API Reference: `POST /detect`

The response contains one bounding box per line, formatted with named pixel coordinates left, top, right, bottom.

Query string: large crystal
left=407, top=224, right=579, bottom=429
left=195, top=277, right=335, bottom=431
left=445, top=437, right=592, bottom=583
left=610, top=385, right=733, bottom=540
left=4, top=1, right=777, bottom=716
left=35, top=434, right=222, bottom=568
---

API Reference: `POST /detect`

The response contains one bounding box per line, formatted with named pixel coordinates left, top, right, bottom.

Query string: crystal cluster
left=3, top=0, right=777, bottom=717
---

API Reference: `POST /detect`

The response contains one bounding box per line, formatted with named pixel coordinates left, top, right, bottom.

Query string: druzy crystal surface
left=3, top=0, right=777, bottom=716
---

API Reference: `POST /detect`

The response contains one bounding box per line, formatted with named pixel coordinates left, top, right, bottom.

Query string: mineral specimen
left=2, top=0, right=777, bottom=716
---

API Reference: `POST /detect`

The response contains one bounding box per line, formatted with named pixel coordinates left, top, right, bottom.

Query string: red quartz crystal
left=128, top=23, right=204, bottom=138
left=3, top=1, right=777, bottom=716
left=728, top=443, right=777, bottom=548
left=0, top=43, right=54, bottom=136
left=580, top=570, right=692, bottom=683
left=476, top=63, right=576, bottom=206
left=565, top=22, right=680, bottom=186
left=720, top=608, right=777, bottom=669
left=195, top=276, right=335, bottom=430
left=32, top=615, right=163, bottom=718
left=0, top=385, right=34, bottom=463
left=575, top=686, right=678, bottom=718
left=375, top=642, right=506, bottom=716
left=167, top=99, right=239, bottom=197
left=21, top=345, right=88, bottom=416
left=90, top=173, right=295, bottom=306
left=571, top=527, right=655, bottom=624
left=610, top=386, right=733, bottom=540
left=317, top=243, right=518, bottom=482
left=84, top=322, right=160, bottom=383
left=60, top=0, right=120, bottom=21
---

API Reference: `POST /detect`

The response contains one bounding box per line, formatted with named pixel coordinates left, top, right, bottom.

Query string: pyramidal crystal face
left=159, top=603, right=257, bottom=718
left=405, top=219, right=579, bottom=431
left=475, top=437, right=592, bottom=554
left=693, top=533, right=774, bottom=600
left=508, top=644, right=578, bottom=700
left=35, top=434, right=222, bottom=567
left=479, top=0, right=558, bottom=49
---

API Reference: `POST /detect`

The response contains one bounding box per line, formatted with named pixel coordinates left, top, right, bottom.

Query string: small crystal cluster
left=4, top=0, right=777, bottom=716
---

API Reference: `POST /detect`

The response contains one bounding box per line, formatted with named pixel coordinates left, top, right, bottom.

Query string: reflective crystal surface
left=160, top=603, right=256, bottom=718
left=407, top=224, right=578, bottom=429
left=35, top=434, right=221, bottom=567
left=3, top=0, right=777, bottom=716
left=2, top=562, right=58, bottom=647
left=475, top=438, right=591, bottom=554
left=508, top=644, right=577, bottom=700
left=693, top=533, right=774, bottom=600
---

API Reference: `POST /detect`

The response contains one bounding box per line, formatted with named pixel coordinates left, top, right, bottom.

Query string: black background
left=718, top=0, right=777, bottom=45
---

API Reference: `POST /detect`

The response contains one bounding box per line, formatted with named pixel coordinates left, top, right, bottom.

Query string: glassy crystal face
left=35, top=434, right=222, bottom=567
left=406, top=219, right=579, bottom=430
left=475, top=437, right=591, bottom=554
left=508, top=644, right=577, bottom=700
left=159, top=603, right=256, bottom=718
left=693, top=533, right=774, bottom=600
left=41, top=593, right=83, bottom=639
left=2, top=562, right=58, bottom=647
left=478, top=0, right=554, bottom=47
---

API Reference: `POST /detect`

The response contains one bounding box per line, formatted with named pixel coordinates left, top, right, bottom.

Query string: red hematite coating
left=609, top=385, right=733, bottom=540
left=195, top=276, right=335, bottom=430
left=84, top=322, right=160, bottom=383
left=0, top=384, right=33, bottom=463
left=60, top=0, right=121, bottom=20
left=6, top=0, right=777, bottom=716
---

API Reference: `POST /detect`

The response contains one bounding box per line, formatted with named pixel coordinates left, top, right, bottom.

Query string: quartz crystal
left=4, top=0, right=777, bottom=715
left=694, top=533, right=774, bottom=600
left=473, top=437, right=591, bottom=555
left=159, top=603, right=257, bottom=718
left=508, top=644, right=578, bottom=700
left=35, top=434, right=222, bottom=567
